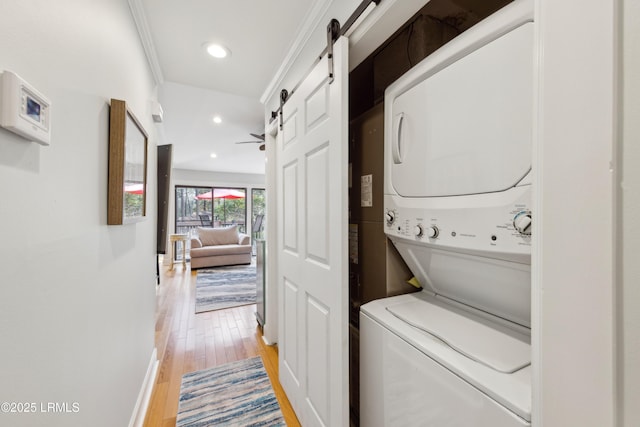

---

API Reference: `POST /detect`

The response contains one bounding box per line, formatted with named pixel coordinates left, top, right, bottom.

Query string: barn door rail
left=272, top=0, right=381, bottom=127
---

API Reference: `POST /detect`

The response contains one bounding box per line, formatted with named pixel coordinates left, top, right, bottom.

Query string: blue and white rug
left=195, top=264, right=256, bottom=313
left=177, top=357, right=285, bottom=427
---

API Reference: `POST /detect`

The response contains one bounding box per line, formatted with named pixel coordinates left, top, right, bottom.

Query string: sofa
left=190, top=225, right=252, bottom=269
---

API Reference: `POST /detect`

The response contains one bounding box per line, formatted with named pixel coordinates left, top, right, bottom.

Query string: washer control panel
left=384, top=186, right=532, bottom=257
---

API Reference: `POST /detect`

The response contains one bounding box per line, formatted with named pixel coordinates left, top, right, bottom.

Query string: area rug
left=177, top=357, right=285, bottom=427
left=195, top=264, right=256, bottom=313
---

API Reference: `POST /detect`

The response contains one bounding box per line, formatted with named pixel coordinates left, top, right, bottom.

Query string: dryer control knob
left=426, top=226, right=439, bottom=238
left=414, top=225, right=424, bottom=238
left=385, top=210, right=395, bottom=225
left=513, top=211, right=532, bottom=235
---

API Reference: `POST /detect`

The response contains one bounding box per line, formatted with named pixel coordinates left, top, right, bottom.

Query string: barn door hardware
left=327, top=19, right=341, bottom=84
left=273, top=0, right=382, bottom=125
left=279, top=89, right=289, bottom=130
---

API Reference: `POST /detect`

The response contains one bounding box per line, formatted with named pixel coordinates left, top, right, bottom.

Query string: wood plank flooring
left=143, top=262, right=300, bottom=427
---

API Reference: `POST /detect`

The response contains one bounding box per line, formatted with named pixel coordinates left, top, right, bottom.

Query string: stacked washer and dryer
left=360, top=1, right=534, bottom=426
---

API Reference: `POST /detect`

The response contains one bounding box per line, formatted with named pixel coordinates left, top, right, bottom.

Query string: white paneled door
left=277, top=36, right=349, bottom=427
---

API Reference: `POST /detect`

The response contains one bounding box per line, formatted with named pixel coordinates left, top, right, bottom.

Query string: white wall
left=172, top=168, right=265, bottom=189
left=263, top=122, right=279, bottom=345
left=620, top=0, right=640, bottom=424
left=0, top=1, right=158, bottom=426
left=533, top=0, right=615, bottom=425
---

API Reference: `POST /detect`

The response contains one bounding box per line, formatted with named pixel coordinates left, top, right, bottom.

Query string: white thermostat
left=0, top=71, right=51, bottom=146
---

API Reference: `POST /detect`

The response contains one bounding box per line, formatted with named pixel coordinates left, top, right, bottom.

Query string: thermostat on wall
left=0, top=71, right=51, bottom=146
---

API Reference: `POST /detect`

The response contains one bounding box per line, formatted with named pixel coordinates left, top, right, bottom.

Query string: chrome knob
left=513, top=211, right=532, bottom=235
left=385, top=210, right=395, bottom=225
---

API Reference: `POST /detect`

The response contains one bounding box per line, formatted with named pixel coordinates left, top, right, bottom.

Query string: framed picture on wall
left=107, top=98, right=148, bottom=225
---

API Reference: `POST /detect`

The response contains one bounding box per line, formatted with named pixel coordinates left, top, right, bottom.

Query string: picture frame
left=107, top=98, right=148, bottom=225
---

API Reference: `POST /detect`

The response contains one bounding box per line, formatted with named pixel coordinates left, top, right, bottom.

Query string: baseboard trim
left=262, top=334, right=276, bottom=346
left=129, top=347, right=159, bottom=427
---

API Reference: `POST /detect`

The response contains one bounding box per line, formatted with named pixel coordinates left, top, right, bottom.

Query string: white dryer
left=360, top=1, right=534, bottom=426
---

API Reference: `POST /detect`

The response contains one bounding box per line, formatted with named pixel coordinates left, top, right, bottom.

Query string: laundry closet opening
left=347, top=0, right=517, bottom=424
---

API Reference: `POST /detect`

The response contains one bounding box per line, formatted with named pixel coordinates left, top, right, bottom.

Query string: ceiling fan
left=235, top=133, right=265, bottom=151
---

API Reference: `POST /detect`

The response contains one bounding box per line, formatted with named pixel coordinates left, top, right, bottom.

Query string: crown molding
left=128, top=0, right=164, bottom=86
left=260, top=0, right=334, bottom=105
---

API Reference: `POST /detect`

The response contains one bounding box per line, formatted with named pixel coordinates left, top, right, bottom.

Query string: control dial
left=414, top=224, right=424, bottom=238
left=513, top=211, right=532, bottom=235
left=385, top=210, right=396, bottom=225
left=426, top=225, right=439, bottom=238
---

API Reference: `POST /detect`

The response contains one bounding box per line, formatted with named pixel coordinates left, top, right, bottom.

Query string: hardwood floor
left=143, top=261, right=300, bottom=427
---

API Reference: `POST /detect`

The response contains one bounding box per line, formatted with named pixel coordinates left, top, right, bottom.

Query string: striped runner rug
left=177, top=357, right=285, bottom=427
left=195, top=264, right=256, bottom=313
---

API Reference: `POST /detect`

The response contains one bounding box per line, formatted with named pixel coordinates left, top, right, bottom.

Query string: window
left=174, top=186, right=248, bottom=260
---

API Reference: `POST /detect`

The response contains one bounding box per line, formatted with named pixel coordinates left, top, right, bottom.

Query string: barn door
left=276, top=35, right=349, bottom=427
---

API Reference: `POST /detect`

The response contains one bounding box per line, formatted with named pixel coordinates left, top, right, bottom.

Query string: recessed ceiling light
left=213, top=116, right=222, bottom=124
left=210, top=153, right=217, bottom=158
left=205, top=43, right=230, bottom=59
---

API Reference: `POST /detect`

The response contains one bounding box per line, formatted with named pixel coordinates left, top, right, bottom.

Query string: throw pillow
left=197, top=225, right=239, bottom=246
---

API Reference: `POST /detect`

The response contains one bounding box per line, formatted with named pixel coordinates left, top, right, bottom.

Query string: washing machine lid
left=387, top=294, right=530, bottom=374
left=362, top=292, right=532, bottom=422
